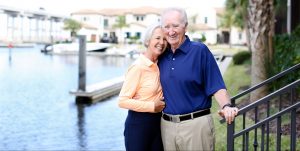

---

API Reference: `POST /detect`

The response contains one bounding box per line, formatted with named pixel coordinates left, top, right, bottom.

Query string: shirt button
left=171, top=68, right=174, bottom=70
left=172, top=58, right=175, bottom=60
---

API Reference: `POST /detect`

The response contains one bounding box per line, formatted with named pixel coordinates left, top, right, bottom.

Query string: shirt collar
left=179, top=35, right=191, bottom=54
left=139, top=54, right=155, bottom=67
left=166, top=35, right=191, bottom=54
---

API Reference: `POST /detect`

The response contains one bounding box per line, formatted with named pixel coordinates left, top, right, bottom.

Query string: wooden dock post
left=8, top=42, right=13, bottom=61
left=78, top=35, right=86, bottom=91
left=70, top=35, right=124, bottom=104
left=70, top=76, right=124, bottom=104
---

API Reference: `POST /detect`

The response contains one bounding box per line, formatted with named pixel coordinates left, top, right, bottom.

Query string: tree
left=248, top=0, right=275, bottom=102
left=63, top=18, right=82, bottom=38
left=225, top=0, right=250, bottom=48
left=112, top=15, right=129, bottom=43
left=187, top=14, right=205, bottom=42
left=188, top=14, right=198, bottom=34
left=219, top=9, right=234, bottom=48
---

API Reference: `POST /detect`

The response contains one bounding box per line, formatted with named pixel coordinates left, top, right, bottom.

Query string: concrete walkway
left=219, top=56, right=232, bottom=75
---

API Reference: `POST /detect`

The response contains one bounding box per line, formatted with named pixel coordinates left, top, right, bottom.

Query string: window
left=135, top=15, right=145, bottom=22
left=135, top=32, right=141, bottom=39
left=126, top=32, right=130, bottom=38
left=238, top=33, right=242, bottom=40
left=83, top=17, right=89, bottom=21
left=204, top=17, right=208, bottom=24
left=104, top=19, right=108, bottom=28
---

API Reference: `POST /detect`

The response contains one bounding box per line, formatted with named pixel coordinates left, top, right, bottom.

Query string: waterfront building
left=0, top=5, right=69, bottom=45
left=0, top=4, right=247, bottom=46
left=71, top=6, right=247, bottom=45
left=71, top=6, right=162, bottom=44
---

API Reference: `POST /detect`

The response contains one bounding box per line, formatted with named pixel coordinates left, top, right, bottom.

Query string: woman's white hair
left=143, top=22, right=162, bottom=48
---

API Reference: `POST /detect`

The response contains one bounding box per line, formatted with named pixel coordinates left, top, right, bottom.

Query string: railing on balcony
left=221, top=63, right=300, bottom=151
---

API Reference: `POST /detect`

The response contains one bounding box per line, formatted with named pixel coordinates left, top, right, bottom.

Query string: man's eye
left=174, top=25, right=179, bottom=28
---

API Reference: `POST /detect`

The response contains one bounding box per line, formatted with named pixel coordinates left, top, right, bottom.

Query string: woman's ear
left=145, top=41, right=149, bottom=47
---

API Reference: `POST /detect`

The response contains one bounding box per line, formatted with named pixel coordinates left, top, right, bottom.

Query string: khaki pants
left=161, top=114, right=215, bottom=151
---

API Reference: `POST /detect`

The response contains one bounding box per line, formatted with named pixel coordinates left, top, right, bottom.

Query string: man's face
left=162, top=10, right=187, bottom=50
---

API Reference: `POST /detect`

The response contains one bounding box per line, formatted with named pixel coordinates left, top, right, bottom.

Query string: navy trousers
left=124, top=110, right=163, bottom=151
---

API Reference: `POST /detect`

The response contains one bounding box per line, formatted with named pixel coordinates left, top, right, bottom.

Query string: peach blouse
left=118, top=54, right=163, bottom=112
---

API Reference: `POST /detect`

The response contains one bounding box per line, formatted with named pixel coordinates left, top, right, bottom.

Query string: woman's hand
left=154, top=98, right=165, bottom=113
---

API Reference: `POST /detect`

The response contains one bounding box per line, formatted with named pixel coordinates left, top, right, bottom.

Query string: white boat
left=42, top=42, right=112, bottom=53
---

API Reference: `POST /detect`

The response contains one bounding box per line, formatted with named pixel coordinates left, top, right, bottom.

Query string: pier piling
left=78, top=35, right=86, bottom=91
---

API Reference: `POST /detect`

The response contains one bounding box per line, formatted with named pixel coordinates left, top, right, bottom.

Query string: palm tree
left=63, top=18, right=82, bottom=38
left=112, top=15, right=129, bottom=44
left=188, top=14, right=198, bottom=34
left=219, top=9, right=234, bottom=48
left=248, top=0, right=275, bottom=102
left=225, top=0, right=250, bottom=48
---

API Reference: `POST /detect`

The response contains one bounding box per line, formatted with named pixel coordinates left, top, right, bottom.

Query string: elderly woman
left=118, top=22, right=167, bottom=151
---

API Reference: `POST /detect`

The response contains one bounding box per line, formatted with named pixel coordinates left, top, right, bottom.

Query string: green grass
left=209, top=44, right=249, bottom=56
left=212, top=61, right=300, bottom=150
left=212, top=62, right=251, bottom=150
left=223, top=61, right=251, bottom=98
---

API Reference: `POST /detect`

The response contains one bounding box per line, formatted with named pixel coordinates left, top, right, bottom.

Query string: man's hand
left=218, top=106, right=239, bottom=124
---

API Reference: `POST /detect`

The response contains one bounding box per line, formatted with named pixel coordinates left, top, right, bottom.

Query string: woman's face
left=148, top=28, right=167, bottom=56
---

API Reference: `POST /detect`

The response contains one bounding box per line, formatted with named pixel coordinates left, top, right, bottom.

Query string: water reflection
left=8, top=48, right=12, bottom=61
left=0, top=45, right=132, bottom=150
left=76, top=104, right=87, bottom=149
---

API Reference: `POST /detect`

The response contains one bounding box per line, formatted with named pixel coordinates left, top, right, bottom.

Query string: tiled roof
left=71, top=9, right=101, bottom=15
left=97, top=8, right=126, bottom=16
left=72, top=6, right=162, bottom=16
left=125, top=6, right=162, bottom=15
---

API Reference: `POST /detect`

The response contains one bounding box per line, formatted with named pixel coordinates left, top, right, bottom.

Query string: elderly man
left=158, top=7, right=239, bottom=151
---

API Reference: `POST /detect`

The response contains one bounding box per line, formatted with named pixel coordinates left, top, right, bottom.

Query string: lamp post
left=287, top=0, right=291, bottom=35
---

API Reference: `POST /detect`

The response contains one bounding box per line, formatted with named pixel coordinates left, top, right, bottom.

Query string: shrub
left=266, top=25, right=300, bottom=91
left=232, top=51, right=251, bottom=65
left=201, top=34, right=206, bottom=42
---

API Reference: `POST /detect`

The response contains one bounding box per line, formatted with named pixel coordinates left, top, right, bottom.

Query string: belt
left=162, top=109, right=210, bottom=123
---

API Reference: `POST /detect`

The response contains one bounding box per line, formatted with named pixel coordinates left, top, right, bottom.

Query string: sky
left=0, top=0, right=225, bottom=16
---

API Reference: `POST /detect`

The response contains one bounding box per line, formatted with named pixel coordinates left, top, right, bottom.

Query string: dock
left=70, top=76, right=124, bottom=104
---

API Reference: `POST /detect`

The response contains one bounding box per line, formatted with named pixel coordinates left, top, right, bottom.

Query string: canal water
left=0, top=45, right=134, bottom=150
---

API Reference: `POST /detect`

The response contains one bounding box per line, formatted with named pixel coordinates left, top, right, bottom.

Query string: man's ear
left=184, top=23, right=188, bottom=33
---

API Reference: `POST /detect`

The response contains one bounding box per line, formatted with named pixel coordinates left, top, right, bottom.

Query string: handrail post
left=290, top=108, right=296, bottom=151
left=227, top=122, right=235, bottom=151
left=221, top=64, right=299, bottom=151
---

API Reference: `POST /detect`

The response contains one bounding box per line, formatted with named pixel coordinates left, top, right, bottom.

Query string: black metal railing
left=230, top=63, right=300, bottom=106
left=221, top=63, right=300, bottom=151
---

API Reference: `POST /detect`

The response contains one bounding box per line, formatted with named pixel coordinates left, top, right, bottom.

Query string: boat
left=41, top=42, right=112, bottom=53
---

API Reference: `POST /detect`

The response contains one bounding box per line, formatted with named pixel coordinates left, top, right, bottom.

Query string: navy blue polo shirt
left=158, top=36, right=226, bottom=115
